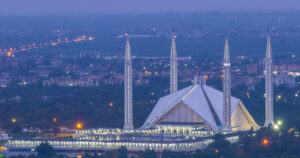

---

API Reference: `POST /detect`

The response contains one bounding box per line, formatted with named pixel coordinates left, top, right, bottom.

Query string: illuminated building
left=4, top=34, right=262, bottom=156
left=142, top=75, right=259, bottom=131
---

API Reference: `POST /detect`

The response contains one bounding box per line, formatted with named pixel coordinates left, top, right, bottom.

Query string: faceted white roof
left=202, top=85, right=240, bottom=124
left=141, top=83, right=248, bottom=130
left=142, top=85, right=193, bottom=128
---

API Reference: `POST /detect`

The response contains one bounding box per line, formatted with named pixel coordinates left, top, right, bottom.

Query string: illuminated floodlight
left=274, top=124, right=279, bottom=130
left=277, top=120, right=282, bottom=125
left=11, top=118, right=16, bottom=123
left=76, top=122, right=83, bottom=129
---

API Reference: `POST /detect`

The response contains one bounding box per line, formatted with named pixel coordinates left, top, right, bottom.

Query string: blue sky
left=0, top=0, right=299, bottom=15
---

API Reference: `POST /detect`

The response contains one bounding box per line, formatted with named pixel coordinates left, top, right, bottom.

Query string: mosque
left=4, top=32, right=275, bottom=156
left=130, top=33, right=260, bottom=132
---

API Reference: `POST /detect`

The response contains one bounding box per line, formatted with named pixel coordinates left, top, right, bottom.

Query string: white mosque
left=4, top=32, right=275, bottom=155
left=133, top=33, right=260, bottom=132
left=142, top=78, right=260, bottom=131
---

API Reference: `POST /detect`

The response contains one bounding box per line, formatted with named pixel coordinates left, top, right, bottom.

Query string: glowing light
left=144, top=70, right=152, bottom=74
left=215, top=149, right=219, bottom=153
left=262, top=138, right=269, bottom=145
left=76, top=122, right=83, bottom=129
left=277, top=95, right=281, bottom=99
left=277, top=120, right=282, bottom=125
left=288, top=128, right=295, bottom=133
left=88, top=37, right=93, bottom=40
left=223, top=63, right=231, bottom=66
left=109, top=102, right=114, bottom=107
left=7, top=52, right=12, bottom=56
left=0, top=146, right=7, bottom=151
left=53, top=118, right=57, bottom=122
left=274, top=124, right=279, bottom=130
left=11, top=118, right=16, bottom=123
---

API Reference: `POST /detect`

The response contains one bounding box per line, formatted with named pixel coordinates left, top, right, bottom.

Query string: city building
left=274, top=74, right=296, bottom=87
left=142, top=76, right=259, bottom=131
left=0, top=131, right=10, bottom=140
left=247, top=63, right=264, bottom=75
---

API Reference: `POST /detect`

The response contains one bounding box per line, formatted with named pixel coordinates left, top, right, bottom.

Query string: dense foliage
left=0, top=76, right=299, bottom=133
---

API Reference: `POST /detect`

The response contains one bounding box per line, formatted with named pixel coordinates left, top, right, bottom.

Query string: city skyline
left=0, top=9, right=300, bottom=157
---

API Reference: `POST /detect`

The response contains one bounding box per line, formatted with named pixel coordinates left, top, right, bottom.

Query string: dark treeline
left=1, top=77, right=300, bottom=132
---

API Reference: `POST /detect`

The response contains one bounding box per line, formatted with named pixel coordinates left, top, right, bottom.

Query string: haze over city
left=0, top=0, right=300, bottom=15
left=0, top=0, right=300, bottom=158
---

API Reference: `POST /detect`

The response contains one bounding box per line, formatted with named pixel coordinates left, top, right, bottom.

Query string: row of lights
left=10, top=117, right=84, bottom=130
left=0, top=35, right=93, bottom=57
left=11, top=118, right=58, bottom=123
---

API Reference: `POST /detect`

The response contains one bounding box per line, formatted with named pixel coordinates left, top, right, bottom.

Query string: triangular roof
left=202, top=85, right=240, bottom=124
left=141, top=84, right=259, bottom=131
left=142, top=85, right=194, bottom=128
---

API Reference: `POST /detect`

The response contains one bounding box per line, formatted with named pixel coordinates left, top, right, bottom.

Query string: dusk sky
left=0, top=0, right=300, bottom=15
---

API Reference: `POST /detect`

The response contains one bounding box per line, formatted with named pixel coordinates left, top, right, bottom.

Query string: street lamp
left=274, top=124, right=279, bottom=130
left=76, top=122, right=83, bottom=129
left=262, top=138, right=269, bottom=145
left=11, top=118, right=16, bottom=123
left=277, top=120, right=282, bottom=125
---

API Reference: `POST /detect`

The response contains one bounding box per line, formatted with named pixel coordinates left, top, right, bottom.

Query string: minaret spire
left=264, top=30, right=274, bottom=127
left=123, top=33, right=134, bottom=130
left=170, top=32, right=178, bottom=94
left=223, top=32, right=232, bottom=131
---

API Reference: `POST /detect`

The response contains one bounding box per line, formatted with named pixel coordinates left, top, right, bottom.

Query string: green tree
left=117, top=146, right=128, bottom=158
left=162, top=150, right=188, bottom=158
left=142, top=148, right=156, bottom=158
left=27, top=155, right=37, bottom=158
left=35, top=142, right=56, bottom=158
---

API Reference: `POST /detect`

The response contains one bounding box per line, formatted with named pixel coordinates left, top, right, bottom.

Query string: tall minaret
left=170, top=33, right=178, bottom=94
left=123, top=34, right=134, bottom=130
left=223, top=33, right=232, bottom=131
left=264, top=31, right=274, bottom=127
